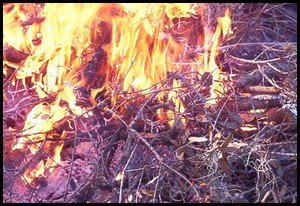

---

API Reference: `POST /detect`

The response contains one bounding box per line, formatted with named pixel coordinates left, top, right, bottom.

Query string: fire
left=201, top=8, right=232, bottom=105
left=104, top=3, right=197, bottom=124
left=4, top=3, right=103, bottom=185
left=3, top=3, right=232, bottom=185
left=106, top=4, right=192, bottom=92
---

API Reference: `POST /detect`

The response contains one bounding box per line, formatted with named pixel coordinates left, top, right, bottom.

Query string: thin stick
left=63, top=118, right=78, bottom=202
left=228, top=54, right=289, bottom=64
left=119, top=142, right=139, bottom=203
left=152, top=161, right=163, bottom=203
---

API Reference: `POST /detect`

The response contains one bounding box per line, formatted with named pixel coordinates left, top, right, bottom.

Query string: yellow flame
left=22, top=160, right=45, bottom=184
left=5, top=4, right=102, bottom=184
left=105, top=3, right=197, bottom=122
left=106, top=4, right=194, bottom=93
left=167, top=79, right=185, bottom=126
left=202, top=8, right=232, bottom=105
left=12, top=103, right=67, bottom=152
left=5, top=4, right=233, bottom=184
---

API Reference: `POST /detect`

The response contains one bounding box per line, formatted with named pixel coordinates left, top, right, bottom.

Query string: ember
left=3, top=3, right=297, bottom=203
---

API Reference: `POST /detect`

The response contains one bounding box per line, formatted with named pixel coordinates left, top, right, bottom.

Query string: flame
left=22, top=160, right=45, bottom=184
left=4, top=3, right=233, bottom=185
left=5, top=3, right=103, bottom=185
left=201, top=8, right=232, bottom=105
left=104, top=3, right=197, bottom=124
left=167, top=79, right=185, bottom=125
left=12, top=103, right=67, bottom=184
left=106, top=3, right=193, bottom=93
left=4, top=3, right=103, bottom=113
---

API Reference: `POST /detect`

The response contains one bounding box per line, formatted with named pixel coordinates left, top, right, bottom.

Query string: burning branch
left=3, top=3, right=296, bottom=203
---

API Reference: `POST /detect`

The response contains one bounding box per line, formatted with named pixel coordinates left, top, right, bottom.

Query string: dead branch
left=234, top=66, right=282, bottom=89
left=241, top=85, right=279, bottom=94
left=229, top=96, right=282, bottom=111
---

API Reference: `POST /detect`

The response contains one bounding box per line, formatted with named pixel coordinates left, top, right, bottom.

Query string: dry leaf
left=214, top=132, right=222, bottom=140
left=279, top=184, right=287, bottom=198
left=273, top=108, right=296, bottom=124
left=276, top=167, right=283, bottom=178
left=272, top=191, right=279, bottom=203
left=224, top=121, right=239, bottom=129
left=188, top=136, right=208, bottom=143
left=211, top=132, right=222, bottom=149
left=240, top=112, right=256, bottom=123
left=292, top=194, right=296, bottom=203
left=196, top=114, right=210, bottom=122
left=126, top=194, right=133, bottom=203
left=141, top=189, right=154, bottom=197
left=218, top=152, right=232, bottom=176
left=136, top=190, right=143, bottom=199
left=199, top=182, right=207, bottom=188
left=227, top=142, right=248, bottom=149
left=177, top=151, right=185, bottom=161
left=261, top=190, right=279, bottom=203
left=181, top=128, right=190, bottom=144
left=210, top=188, right=221, bottom=201
left=228, top=111, right=243, bottom=124
left=75, top=142, right=93, bottom=156
left=8, top=127, right=17, bottom=132
left=115, top=171, right=124, bottom=181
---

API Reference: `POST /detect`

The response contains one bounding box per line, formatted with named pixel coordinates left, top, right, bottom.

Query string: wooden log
left=234, top=66, right=282, bottom=89
left=227, top=97, right=282, bottom=111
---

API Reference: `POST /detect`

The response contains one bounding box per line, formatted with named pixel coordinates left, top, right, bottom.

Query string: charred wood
left=75, top=87, right=92, bottom=107
left=3, top=46, right=29, bottom=63
left=21, top=17, right=45, bottom=26
left=92, top=20, right=111, bottom=46
left=82, top=46, right=108, bottom=89
left=102, top=128, right=126, bottom=171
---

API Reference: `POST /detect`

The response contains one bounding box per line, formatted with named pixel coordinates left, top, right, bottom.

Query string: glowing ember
left=3, top=3, right=233, bottom=185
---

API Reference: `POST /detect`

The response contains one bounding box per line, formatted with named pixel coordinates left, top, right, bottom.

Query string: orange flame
left=5, top=3, right=103, bottom=185
left=103, top=3, right=197, bottom=125
left=4, top=3, right=232, bottom=184
left=202, top=8, right=232, bottom=105
left=106, top=4, right=193, bottom=92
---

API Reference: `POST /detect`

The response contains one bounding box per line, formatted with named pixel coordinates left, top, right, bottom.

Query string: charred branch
left=82, top=46, right=108, bottom=89
left=3, top=46, right=29, bottom=63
